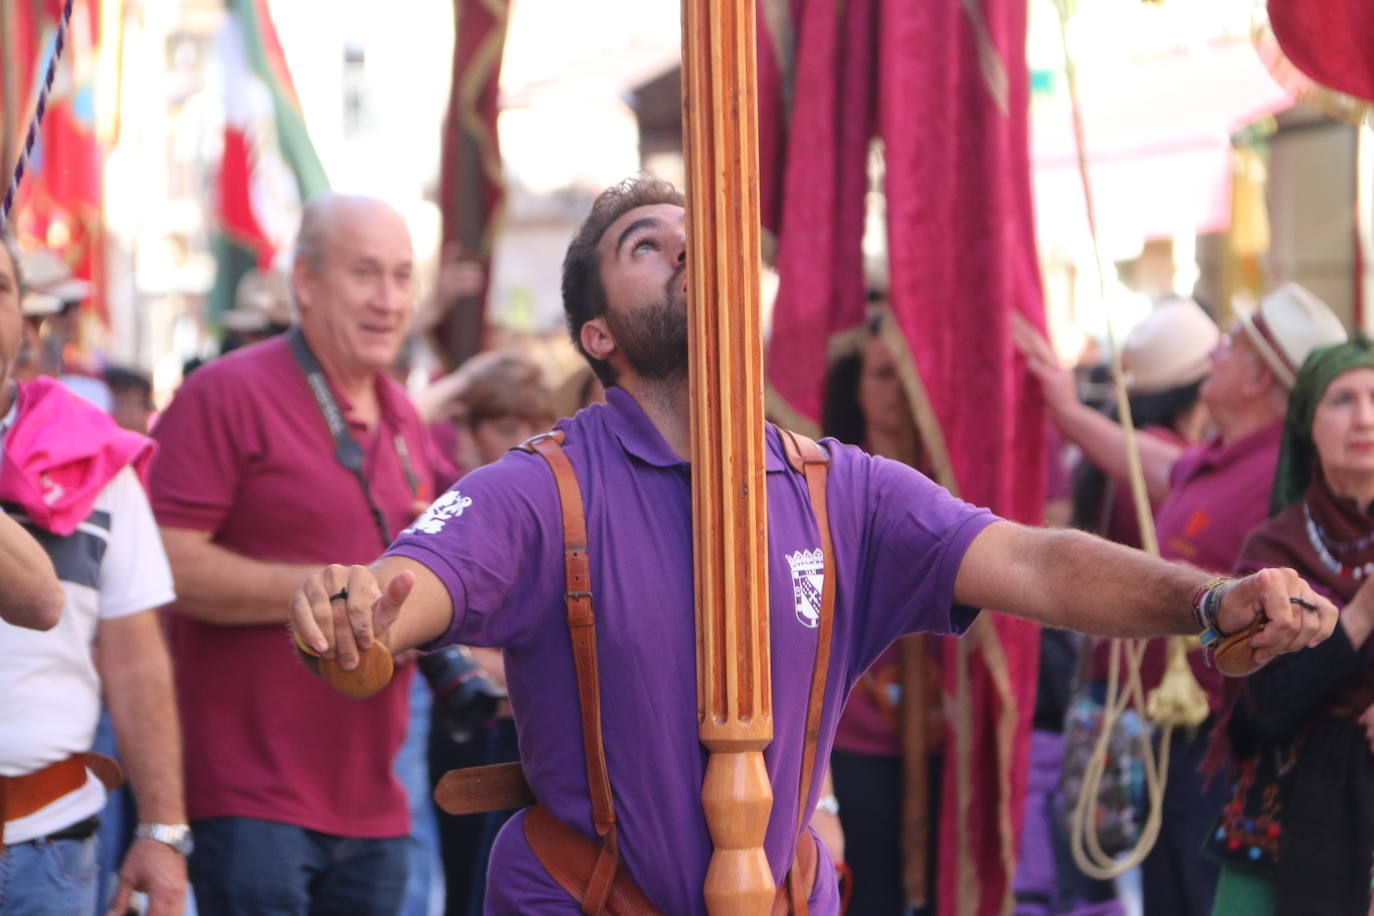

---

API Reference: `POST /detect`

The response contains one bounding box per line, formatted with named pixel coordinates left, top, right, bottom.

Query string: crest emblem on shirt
left=407, top=489, right=474, bottom=535
left=786, top=548, right=824, bottom=629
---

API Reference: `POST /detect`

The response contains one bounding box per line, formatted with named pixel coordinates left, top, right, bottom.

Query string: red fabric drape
left=434, top=0, right=509, bottom=370
left=761, top=1, right=1044, bottom=912
left=1268, top=0, right=1374, bottom=104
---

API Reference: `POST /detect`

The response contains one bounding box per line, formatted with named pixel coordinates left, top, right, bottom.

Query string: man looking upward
left=291, top=178, right=1335, bottom=915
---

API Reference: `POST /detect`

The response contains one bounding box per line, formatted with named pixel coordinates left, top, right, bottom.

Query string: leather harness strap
left=778, top=428, right=835, bottom=916
left=511, top=427, right=835, bottom=914
left=523, top=430, right=621, bottom=916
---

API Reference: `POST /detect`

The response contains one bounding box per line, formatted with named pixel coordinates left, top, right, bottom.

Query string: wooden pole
left=681, top=0, right=773, bottom=913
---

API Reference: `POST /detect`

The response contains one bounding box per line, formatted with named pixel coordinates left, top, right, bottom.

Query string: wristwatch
left=135, top=823, right=194, bottom=857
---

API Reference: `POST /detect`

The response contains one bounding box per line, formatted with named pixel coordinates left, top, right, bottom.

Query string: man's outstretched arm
left=953, top=521, right=1335, bottom=667
left=289, top=555, right=455, bottom=670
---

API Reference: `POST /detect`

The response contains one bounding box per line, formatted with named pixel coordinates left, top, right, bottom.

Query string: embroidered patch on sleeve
left=407, top=490, right=474, bottom=535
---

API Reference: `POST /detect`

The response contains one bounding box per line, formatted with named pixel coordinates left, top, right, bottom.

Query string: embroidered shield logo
left=407, top=489, right=474, bottom=535
left=786, top=548, right=824, bottom=628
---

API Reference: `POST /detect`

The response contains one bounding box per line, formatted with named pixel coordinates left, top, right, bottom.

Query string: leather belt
left=0, top=753, right=124, bottom=849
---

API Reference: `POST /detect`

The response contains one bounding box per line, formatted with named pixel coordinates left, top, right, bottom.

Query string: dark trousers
left=831, top=749, right=942, bottom=916
left=429, top=714, right=523, bottom=916
left=1140, top=721, right=1228, bottom=916
left=189, top=817, right=408, bottom=916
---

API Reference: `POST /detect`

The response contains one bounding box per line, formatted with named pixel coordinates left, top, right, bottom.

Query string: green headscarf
left=1270, top=333, right=1374, bottom=515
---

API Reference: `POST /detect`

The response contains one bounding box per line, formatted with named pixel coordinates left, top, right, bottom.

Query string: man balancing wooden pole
left=289, top=29, right=1337, bottom=916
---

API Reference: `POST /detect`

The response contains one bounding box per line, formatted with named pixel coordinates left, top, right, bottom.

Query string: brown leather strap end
left=433, top=762, right=536, bottom=815
left=524, top=805, right=663, bottom=915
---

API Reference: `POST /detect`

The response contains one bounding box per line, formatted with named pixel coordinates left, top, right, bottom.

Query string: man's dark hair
left=103, top=365, right=153, bottom=404
left=562, top=175, right=684, bottom=388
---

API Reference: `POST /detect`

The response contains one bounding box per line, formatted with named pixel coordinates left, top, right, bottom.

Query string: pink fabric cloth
left=0, top=376, right=154, bottom=535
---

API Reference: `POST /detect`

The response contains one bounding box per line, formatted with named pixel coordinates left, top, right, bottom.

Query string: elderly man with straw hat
left=1019, top=282, right=1348, bottom=916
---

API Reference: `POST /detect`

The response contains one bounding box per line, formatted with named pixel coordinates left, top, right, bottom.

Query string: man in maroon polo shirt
left=1020, top=283, right=1347, bottom=916
left=150, top=193, right=435, bottom=915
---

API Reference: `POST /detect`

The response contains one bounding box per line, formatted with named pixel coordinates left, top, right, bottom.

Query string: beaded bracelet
left=1191, top=576, right=1235, bottom=647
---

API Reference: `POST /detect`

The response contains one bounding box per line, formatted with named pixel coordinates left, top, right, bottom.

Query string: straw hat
left=1120, top=299, right=1221, bottom=395
left=19, top=248, right=91, bottom=304
left=20, top=291, right=63, bottom=319
left=1237, top=282, right=1347, bottom=389
left=221, top=269, right=293, bottom=332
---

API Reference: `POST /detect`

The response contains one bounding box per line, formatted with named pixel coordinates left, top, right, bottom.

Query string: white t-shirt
left=0, top=432, right=175, bottom=842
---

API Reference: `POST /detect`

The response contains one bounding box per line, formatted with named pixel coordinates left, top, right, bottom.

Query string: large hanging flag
left=433, top=0, right=509, bottom=370
left=210, top=0, right=329, bottom=318
left=8, top=0, right=106, bottom=322
left=760, top=1, right=1044, bottom=913
left=1254, top=0, right=1374, bottom=128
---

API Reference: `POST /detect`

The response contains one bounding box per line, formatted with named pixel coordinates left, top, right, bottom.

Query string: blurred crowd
left=2, top=183, right=1372, bottom=916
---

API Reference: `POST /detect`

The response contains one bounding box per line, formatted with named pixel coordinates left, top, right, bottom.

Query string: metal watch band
left=135, top=822, right=194, bottom=856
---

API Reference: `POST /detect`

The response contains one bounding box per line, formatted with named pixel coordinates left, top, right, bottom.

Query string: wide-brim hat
left=1120, top=299, right=1220, bottom=395
left=19, top=248, right=91, bottom=303
left=20, top=291, right=63, bottom=318
left=232, top=269, right=292, bottom=326
left=1236, top=282, right=1347, bottom=389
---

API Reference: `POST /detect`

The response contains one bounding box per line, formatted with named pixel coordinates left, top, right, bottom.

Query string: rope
left=0, top=0, right=75, bottom=233
left=1051, top=0, right=1202, bottom=879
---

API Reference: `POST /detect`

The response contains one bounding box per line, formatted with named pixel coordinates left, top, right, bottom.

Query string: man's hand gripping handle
left=289, top=565, right=414, bottom=698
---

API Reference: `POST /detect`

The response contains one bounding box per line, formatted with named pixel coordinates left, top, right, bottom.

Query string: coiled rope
left=1052, top=0, right=1211, bottom=880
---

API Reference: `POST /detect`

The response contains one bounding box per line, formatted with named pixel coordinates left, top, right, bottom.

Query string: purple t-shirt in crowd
left=387, top=387, right=997, bottom=915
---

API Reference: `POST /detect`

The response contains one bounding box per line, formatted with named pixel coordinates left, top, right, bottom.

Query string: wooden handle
left=318, top=643, right=395, bottom=698
left=682, top=0, right=773, bottom=911
left=1213, top=620, right=1266, bottom=678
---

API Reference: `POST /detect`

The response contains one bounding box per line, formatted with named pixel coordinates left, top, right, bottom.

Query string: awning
left=1033, top=38, right=1295, bottom=244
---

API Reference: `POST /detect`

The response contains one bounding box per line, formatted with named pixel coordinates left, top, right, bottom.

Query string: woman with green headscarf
left=1206, top=335, right=1374, bottom=915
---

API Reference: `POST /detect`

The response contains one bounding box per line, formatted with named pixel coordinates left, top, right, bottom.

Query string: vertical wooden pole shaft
left=682, top=1, right=772, bottom=914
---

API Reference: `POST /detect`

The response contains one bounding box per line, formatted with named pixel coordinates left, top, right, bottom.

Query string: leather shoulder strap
left=776, top=427, right=835, bottom=916
left=517, top=430, right=620, bottom=915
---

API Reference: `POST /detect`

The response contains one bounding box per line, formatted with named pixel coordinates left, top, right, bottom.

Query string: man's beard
left=605, top=274, right=689, bottom=382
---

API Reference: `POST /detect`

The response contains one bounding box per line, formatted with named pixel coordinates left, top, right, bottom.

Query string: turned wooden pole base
left=701, top=749, right=775, bottom=915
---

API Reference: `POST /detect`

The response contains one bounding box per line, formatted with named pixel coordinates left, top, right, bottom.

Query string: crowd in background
left=1, top=184, right=1371, bottom=916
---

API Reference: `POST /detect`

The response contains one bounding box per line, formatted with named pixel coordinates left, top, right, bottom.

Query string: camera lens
left=418, top=646, right=504, bottom=740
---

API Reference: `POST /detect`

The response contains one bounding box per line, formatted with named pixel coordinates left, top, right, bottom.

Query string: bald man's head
left=291, top=193, right=415, bottom=380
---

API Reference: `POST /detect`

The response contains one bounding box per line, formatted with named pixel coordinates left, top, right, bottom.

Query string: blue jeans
left=0, top=836, right=98, bottom=916
left=189, top=817, right=407, bottom=916
left=397, top=674, right=443, bottom=916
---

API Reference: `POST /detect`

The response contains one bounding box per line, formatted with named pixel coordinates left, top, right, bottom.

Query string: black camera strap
left=286, top=327, right=392, bottom=551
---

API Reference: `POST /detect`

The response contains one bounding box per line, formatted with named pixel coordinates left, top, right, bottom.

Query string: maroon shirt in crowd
left=1153, top=422, right=1283, bottom=709
left=150, top=335, right=434, bottom=838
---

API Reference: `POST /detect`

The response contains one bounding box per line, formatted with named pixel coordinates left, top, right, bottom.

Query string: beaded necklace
left=1303, top=500, right=1374, bottom=579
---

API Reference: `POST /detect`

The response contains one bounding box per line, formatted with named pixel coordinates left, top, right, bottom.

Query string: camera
left=418, top=645, right=504, bottom=741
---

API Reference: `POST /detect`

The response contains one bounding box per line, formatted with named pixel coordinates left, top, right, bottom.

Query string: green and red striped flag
left=210, top=0, right=329, bottom=317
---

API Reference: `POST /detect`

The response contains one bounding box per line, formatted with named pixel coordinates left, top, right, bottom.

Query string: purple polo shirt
left=150, top=335, right=433, bottom=838
left=1153, top=421, right=1281, bottom=710
left=387, top=387, right=996, bottom=914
